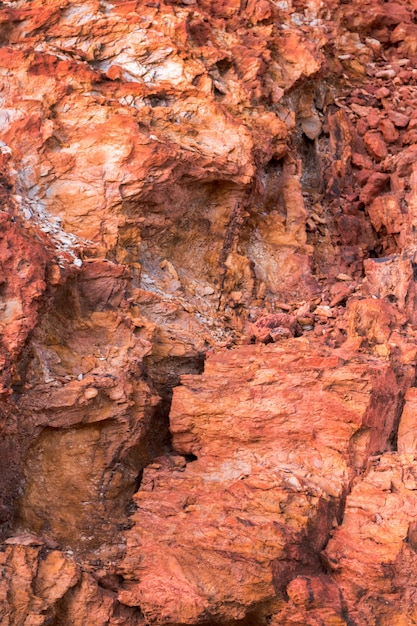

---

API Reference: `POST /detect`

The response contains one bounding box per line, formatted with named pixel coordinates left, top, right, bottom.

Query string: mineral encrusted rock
left=2, top=0, right=417, bottom=624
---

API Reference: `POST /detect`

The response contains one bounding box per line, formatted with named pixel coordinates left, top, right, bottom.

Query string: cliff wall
left=1, top=1, right=417, bottom=624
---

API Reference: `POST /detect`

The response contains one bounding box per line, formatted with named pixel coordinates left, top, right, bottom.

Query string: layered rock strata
left=2, top=0, right=417, bottom=624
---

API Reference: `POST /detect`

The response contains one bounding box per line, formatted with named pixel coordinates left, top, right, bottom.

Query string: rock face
left=2, top=0, right=417, bottom=624
left=119, top=340, right=410, bottom=624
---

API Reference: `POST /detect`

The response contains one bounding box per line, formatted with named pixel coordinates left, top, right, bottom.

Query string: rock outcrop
left=2, top=0, right=417, bottom=624
left=119, top=339, right=411, bottom=624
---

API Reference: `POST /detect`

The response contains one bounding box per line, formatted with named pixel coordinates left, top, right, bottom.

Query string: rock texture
left=119, top=340, right=410, bottom=624
left=2, top=0, right=417, bottom=624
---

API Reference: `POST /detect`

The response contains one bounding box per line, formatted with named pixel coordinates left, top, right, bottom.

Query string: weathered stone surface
left=363, top=256, right=412, bottom=311
left=398, top=388, right=417, bottom=454
left=2, top=0, right=417, bottom=623
left=0, top=545, right=79, bottom=625
left=364, top=131, right=388, bottom=160
left=325, top=454, right=417, bottom=625
left=0, top=543, right=143, bottom=626
left=118, top=339, right=410, bottom=624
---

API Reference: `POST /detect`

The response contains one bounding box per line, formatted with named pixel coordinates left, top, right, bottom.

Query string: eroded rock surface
left=2, top=0, right=417, bottom=624
left=119, top=339, right=410, bottom=624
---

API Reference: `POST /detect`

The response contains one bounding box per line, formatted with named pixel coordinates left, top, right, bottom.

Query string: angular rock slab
left=118, top=339, right=409, bottom=624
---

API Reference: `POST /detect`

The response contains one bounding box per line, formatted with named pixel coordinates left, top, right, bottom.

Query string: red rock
left=329, top=282, right=354, bottom=306
left=345, top=297, right=406, bottom=351
left=388, top=110, right=410, bottom=127
left=363, top=256, right=412, bottom=311
left=380, top=118, right=400, bottom=143
left=351, top=152, right=375, bottom=169
left=401, top=128, right=417, bottom=145
left=382, top=2, right=411, bottom=26
left=375, top=86, right=391, bottom=99
left=1, top=0, right=417, bottom=623
left=324, top=454, right=417, bottom=624
left=0, top=212, right=51, bottom=389
left=10, top=261, right=168, bottom=551
left=367, top=194, right=404, bottom=234
left=359, top=172, right=390, bottom=204
left=391, top=24, right=408, bottom=44
left=392, top=143, right=417, bottom=177
left=366, top=108, right=381, bottom=129
left=271, top=575, right=346, bottom=624
left=336, top=214, right=363, bottom=245
left=363, top=130, right=388, bottom=160
left=354, top=118, right=367, bottom=136
left=119, top=340, right=410, bottom=624
left=398, top=387, right=417, bottom=453
left=355, top=168, right=373, bottom=186
left=249, top=312, right=297, bottom=342
left=0, top=544, right=142, bottom=625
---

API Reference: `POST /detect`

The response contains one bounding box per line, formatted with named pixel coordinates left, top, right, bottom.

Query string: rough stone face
left=118, top=339, right=410, bottom=624
left=2, top=0, right=417, bottom=624
left=0, top=543, right=144, bottom=626
left=324, top=454, right=417, bottom=625
left=12, top=260, right=162, bottom=553
left=398, top=388, right=417, bottom=454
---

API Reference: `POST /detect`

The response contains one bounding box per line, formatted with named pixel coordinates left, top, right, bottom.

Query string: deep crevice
left=133, top=352, right=206, bottom=494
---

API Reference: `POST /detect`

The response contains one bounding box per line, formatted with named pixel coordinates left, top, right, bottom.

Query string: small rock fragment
left=363, top=131, right=388, bottom=160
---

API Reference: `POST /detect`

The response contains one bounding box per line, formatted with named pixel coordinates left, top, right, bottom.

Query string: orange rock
left=388, top=111, right=410, bottom=127
left=1, top=0, right=417, bottom=622
left=351, top=152, right=375, bottom=170
left=345, top=297, right=406, bottom=348
left=367, top=194, right=404, bottom=235
left=375, top=86, right=391, bottom=99
left=325, top=454, right=417, bottom=624
left=380, top=118, right=400, bottom=143
left=398, top=388, right=417, bottom=453
left=0, top=544, right=143, bottom=626
left=367, top=108, right=381, bottom=129
left=363, top=256, right=412, bottom=311
left=359, top=172, right=390, bottom=204
left=364, top=131, right=388, bottom=160
left=249, top=312, right=297, bottom=342
left=119, top=340, right=410, bottom=623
